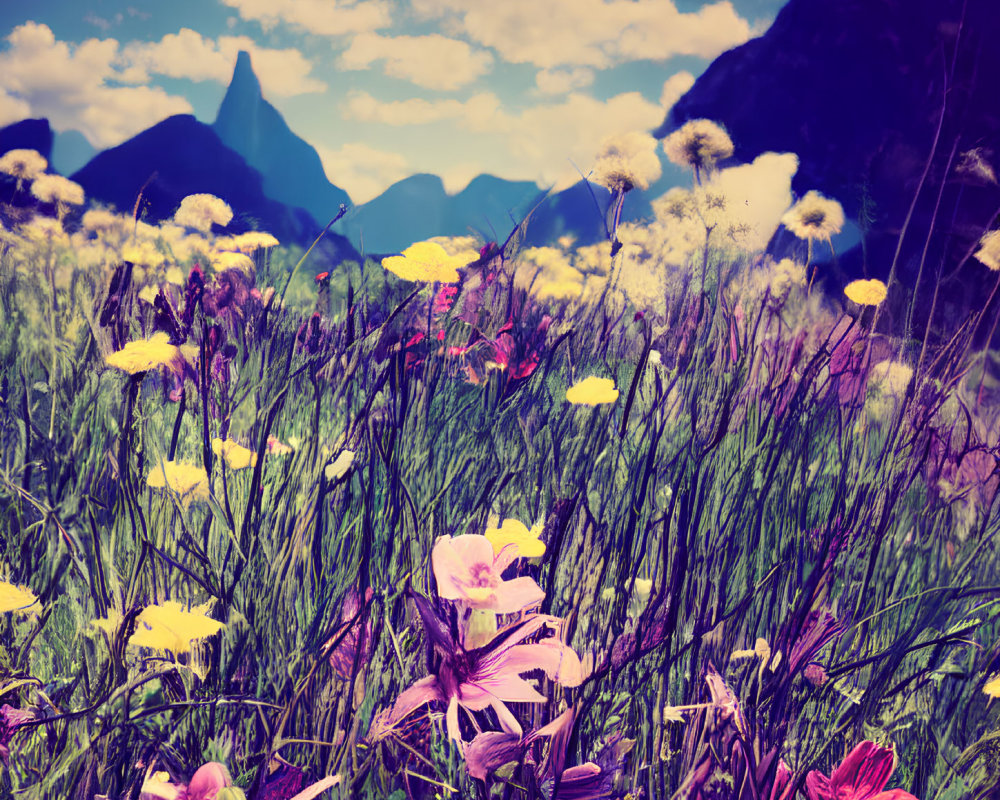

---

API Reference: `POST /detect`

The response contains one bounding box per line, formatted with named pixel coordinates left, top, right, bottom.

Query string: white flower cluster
left=662, top=119, right=734, bottom=175
left=173, top=193, right=234, bottom=234
left=591, top=131, right=663, bottom=193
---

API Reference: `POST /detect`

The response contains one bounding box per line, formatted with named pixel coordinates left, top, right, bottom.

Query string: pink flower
left=432, top=534, right=544, bottom=613
left=386, top=614, right=584, bottom=742
left=184, top=762, right=232, bottom=800
left=805, top=741, right=918, bottom=800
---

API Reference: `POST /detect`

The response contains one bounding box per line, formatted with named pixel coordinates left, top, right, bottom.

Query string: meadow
left=0, top=125, right=999, bottom=800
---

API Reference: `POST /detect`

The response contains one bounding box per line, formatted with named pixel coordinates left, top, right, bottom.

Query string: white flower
left=325, top=450, right=355, bottom=481
left=592, top=131, right=663, bottom=192
left=173, top=193, right=233, bottom=233
left=781, top=191, right=844, bottom=242
left=0, top=149, right=47, bottom=182
left=662, top=119, right=734, bottom=175
left=648, top=350, right=662, bottom=367
left=82, top=208, right=130, bottom=236
left=216, top=231, right=280, bottom=253
left=766, top=258, right=807, bottom=299
left=974, top=230, right=1000, bottom=271
left=30, top=174, right=85, bottom=207
left=211, top=250, right=255, bottom=273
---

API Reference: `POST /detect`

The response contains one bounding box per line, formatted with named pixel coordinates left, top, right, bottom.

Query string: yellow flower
left=844, top=278, right=888, bottom=307
left=984, top=674, right=1000, bottom=698
left=129, top=600, right=225, bottom=654
left=212, top=438, right=258, bottom=470
left=146, top=460, right=210, bottom=505
left=211, top=250, right=255, bottom=274
left=91, top=607, right=123, bottom=635
left=485, top=518, right=546, bottom=558
left=0, top=581, right=39, bottom=614
left=106, top=332, right=187, bottom=375
left=566, top=376, right=619, bottom=405
left=381, top=241, right=463, bottom=283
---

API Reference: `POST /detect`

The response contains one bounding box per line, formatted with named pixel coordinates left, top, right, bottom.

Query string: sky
left=0, top=0, right=787, bottom=204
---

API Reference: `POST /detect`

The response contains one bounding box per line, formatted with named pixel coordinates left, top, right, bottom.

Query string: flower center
left=468, top=563, right=495, bottom=588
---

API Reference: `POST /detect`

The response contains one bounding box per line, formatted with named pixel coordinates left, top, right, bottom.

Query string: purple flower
left=805, top=741, right=918, bottom=800
left=432, top=534, right=544, bottom=614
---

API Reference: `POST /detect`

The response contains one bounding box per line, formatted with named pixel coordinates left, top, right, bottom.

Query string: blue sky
left=0, top=0, right=786, bottom=203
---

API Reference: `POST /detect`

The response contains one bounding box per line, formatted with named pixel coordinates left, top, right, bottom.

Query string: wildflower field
left=1, top=122, right=1000, bottom=800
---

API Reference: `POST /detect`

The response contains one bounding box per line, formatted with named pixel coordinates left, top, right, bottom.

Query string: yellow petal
left=566, top=376, right=619, bottom=405
left=0, top=581, right=39, bottom=614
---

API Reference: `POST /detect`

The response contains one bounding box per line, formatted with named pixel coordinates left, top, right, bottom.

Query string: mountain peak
left=215, top=51, right=262, bottom=131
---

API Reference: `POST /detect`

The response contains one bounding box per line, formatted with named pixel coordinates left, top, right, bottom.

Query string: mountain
left=51, top=130, right=96, bottom=176
left=335, top=173, right=545, bottom=254
left=213, top=51, right=351, bottom=227
left=655, top=0, right=1000, bottom=331
left=71, top=114, right=357, bottom=260
left=0, top=118, right=53, bottom=161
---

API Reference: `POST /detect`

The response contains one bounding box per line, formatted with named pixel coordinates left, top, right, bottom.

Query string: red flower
left=805, top=741, right=918, bottom=800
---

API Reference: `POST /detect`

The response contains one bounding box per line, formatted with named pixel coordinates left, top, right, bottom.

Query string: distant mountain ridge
left=70, top=115, right=358, bottom=260
left=213, top=51, right=351, bottom=228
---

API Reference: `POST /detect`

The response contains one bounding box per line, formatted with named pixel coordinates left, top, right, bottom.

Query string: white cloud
left=219, top=0, right=391, bottom=36
left=119, top=30, right=325, bottom=96
left=703, top=152, right=799, bottom=251
left=344, top=88, right=665, bottom=191
left=338, top=32, right=492, bottom=90
left=535, top=67, right=594, bottom=95
left=659, top=70, right=695, bottom=109
left=0, top=22, right=191, bottom=148
left=343, top=90, right=502, bottom=128
left=315, top=142, right=409, bottom=203
left=412, top=0, right=752, bottom=69
left=0, top=89, right=31, bottom=127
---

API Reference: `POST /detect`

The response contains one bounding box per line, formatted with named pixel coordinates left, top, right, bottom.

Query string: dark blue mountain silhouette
left=0, top=118, right=53, bottom=161
left=71, top=114, right=357, bottom=259
left=655, top=0, right=1000, bottom=333
left=213, top=51, right=351, bottom=227
left=336, top=172, right=546, bottom=254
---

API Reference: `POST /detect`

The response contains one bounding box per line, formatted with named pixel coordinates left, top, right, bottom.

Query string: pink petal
left=805, top=770, right=834, bottom=800
left=490, top=698, right=524, bottom=737
left=432, top=537, right=470, bottom=600
left=504, top=641, right=585, bottom=687
left=464, top=732, right=522, bottom=781
left=186, top=762, right=231, bottom=799
left=466, top=674, right=547, bottom=704
left=456, top=682, right=494, bottom=710
left=493, top=542, right=520, bottom=574
left=446, top=695, right=462, bottom=742
left=870, top=792, right=919, bottom=800
left=832, top=742, right=894, bottom=796
left=287, top=775, right=341, bottom=800
left=389, top=675, right=442, bottom=725
left=448, top=534, right=496, bottom=566
left=491, top=576, right=545, bottom=614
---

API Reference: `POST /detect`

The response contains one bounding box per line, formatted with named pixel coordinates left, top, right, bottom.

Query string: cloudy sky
left=0, top=0, right=786, bottom=204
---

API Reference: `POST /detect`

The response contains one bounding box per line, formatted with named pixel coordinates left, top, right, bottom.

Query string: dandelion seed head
left=662, top=119, right=734, bottom=174
left=591, top=130, right=662, bottom=192
left=30, top=174, right=85, bottom=207
left=0, top=149, right=47, bottom=181
left=781, top=191, right=844, bottom=241
left=974, top=230, right=1000, bottom=271
left=173, top=193, right=234, bottom=233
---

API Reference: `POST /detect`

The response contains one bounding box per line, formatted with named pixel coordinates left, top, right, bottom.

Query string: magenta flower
left=432, top=534, right=544, bottom=614
left=805, top=741, right=918, bottom=800
left=386, top=614, right=584, bottom=742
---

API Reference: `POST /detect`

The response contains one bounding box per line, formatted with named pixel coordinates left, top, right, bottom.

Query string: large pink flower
left=386, top=614, right=584, bottom=742
left=805, top=741, right=918, bottom=800
left=432, top=534, right=544, bottom=613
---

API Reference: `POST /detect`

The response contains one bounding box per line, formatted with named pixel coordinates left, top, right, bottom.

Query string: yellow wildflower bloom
left=485, top=518, right=546, bottom=558
left=973, top=230, right=1000, bottom=271
left=844, top=278, right=888, bottom=307
left=211, top=250, right=255, bottom=273
left=0, top=582, right=39, bottom=614
left=381, top=241, right=462, bottom=283
left=566, top=376, right=619, bottom=405
left=212, top=438, right=258, bottom=470
left=146, top=460, right=210, bottom=505
left=984, top=674, right=1000, bottom=699
left=106, top=332, right=186, bottom=375
left=91, top=607, right=123, bottom=635
left=173, top=193, right=233, bottom=233
left=129, top=600, right=225, bottom=654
